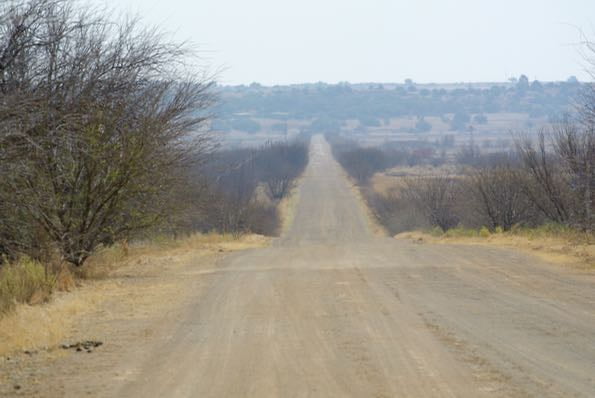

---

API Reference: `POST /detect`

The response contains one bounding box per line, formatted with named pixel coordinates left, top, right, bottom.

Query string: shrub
left=0, top=0, right=215, bottom=266
left=0, top=258, right=55, bottom=315
left=479, top=226, right=491, bottom=238
left=402, top=176, right=460, bottom=231
left=443, top=227, right=478, bottom=238
left=366, top=190, right=430, bottom=234
left=467, top=166, right=535, bottom=231
left=192, top=139, right=309, bottom=236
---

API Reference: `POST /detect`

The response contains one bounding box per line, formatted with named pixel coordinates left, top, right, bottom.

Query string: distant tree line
left=329, top=135, right=446, bottom=185
left=214, top=77, right=581, bottom=131
left=182, top=140, right=309, bottom=236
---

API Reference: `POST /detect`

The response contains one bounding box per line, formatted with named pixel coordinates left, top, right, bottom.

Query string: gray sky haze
left=93, top=0, right=595, bottom=85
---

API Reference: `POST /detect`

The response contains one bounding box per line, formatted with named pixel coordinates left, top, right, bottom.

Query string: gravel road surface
left=119, top=135, right=595, bottom=397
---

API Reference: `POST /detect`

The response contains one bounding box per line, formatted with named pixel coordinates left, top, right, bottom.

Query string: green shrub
left=479, top=226, right=491, bottom=238
left=507, top=223, right=592, bottom=244
left=444, top=226, right=478, bottom=238
left=429, top=226, right=444, bottom=237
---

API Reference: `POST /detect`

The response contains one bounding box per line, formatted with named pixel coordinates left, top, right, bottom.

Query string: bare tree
left=197, top=140, right=308, bottom=236
left=467, top=166, right=534, bottom=230
left=257, top=141, right=308, bottom=200
left=552, top=119, right=594, bottom=231
left=403, top=175, right=460, bottom=231
left=516, top=131, right=575, bottom=224
left=336, top=146, right=387, bottom=184
left=0, top=0, right=216, bottom=265
left=516, top=123, right=594, bottom=232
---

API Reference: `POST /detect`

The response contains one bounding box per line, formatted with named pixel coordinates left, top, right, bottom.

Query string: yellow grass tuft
left=0, top=258, right=56, bottom=315
left=78, top=233, right=268, bottom=279
left=0, top=289, right=98, bottom=355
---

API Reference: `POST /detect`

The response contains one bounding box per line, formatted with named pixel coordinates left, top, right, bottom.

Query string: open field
left=344, top=113, right=548, bottom=154
left=222, top=112, right=547, bottom=152
left=370, top=165, right=458, bottom=195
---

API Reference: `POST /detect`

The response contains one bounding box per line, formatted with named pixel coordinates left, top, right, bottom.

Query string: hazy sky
left=93, top=0, right=595, bottom=85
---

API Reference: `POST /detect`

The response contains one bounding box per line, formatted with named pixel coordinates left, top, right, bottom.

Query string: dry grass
left=371, top=173, right=406, bottom=196
left=371, top=166, right=458, bottom=195
left=397, top=225, right=595, bottom=269
left=0, top=233, right=269, bottom=356
left=79, top=233, right=268, bottom=279
left=0, top=285, right=103, bottom=355
left=0, top=258, right=56, bottom=315
left=384, top=165, right=458, bottom=178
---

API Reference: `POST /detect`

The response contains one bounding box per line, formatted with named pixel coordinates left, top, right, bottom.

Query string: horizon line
left=217, top=78, right=584, bottom=88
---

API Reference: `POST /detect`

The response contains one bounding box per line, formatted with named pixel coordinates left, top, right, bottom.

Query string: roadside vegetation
left=180, top=139, right=309, bottom=237
left=0, top=232, right=269, bottom=356
left=399, top=224, right=593, bottom=268
left=330, top=89, right=594, bottom=266
left=0, top=0, right=308, bottom=319
left=0, top=259, right=55, bottom=315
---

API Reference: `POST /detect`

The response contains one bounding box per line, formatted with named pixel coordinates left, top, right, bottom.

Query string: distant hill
left=213, top=78, right=582, bottom=136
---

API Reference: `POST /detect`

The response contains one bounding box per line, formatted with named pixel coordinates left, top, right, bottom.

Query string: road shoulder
left=0, top=234, right=268, bottom=397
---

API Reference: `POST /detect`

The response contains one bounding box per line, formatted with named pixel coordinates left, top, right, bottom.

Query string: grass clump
left=442, top=226, right=480, bottom=238
left=428, top=226, right=445, bottom=237
left=0, top=258, right=55, bottom=315
left=434, top=223, right=591, bottom=243
left=509, top=223, right=592, bottom=243
left=479, top=226, right=491, bottom=238
left=415, top=223, right=594, bottom=267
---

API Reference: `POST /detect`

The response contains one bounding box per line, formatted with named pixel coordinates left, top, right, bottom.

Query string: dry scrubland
left=0, top=134, right=307, bottom=364
left=371, top=165, right=459, bottom=194
left=0, top=233, right=269, bottom=358
left=331, top=114, right=594, bottom=270
left=0, top=139, right=308, bottom=349
left=0, top=0, right=312, bottom=329
left=373, top=169, right=594, bottom=268
left=2, top=136, right=594, bottom=397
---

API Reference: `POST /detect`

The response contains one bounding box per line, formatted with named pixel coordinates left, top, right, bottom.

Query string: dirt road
left=113, top=135, right=594, bottom=397
left=5, top=135, right=594, bottom=397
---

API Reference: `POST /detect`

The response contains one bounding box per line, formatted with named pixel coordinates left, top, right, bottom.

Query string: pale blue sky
left=93, top=0, right=595, bottom=85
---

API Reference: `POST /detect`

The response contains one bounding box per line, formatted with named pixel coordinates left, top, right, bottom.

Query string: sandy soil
left=2, top=135, right=595, bottom=397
